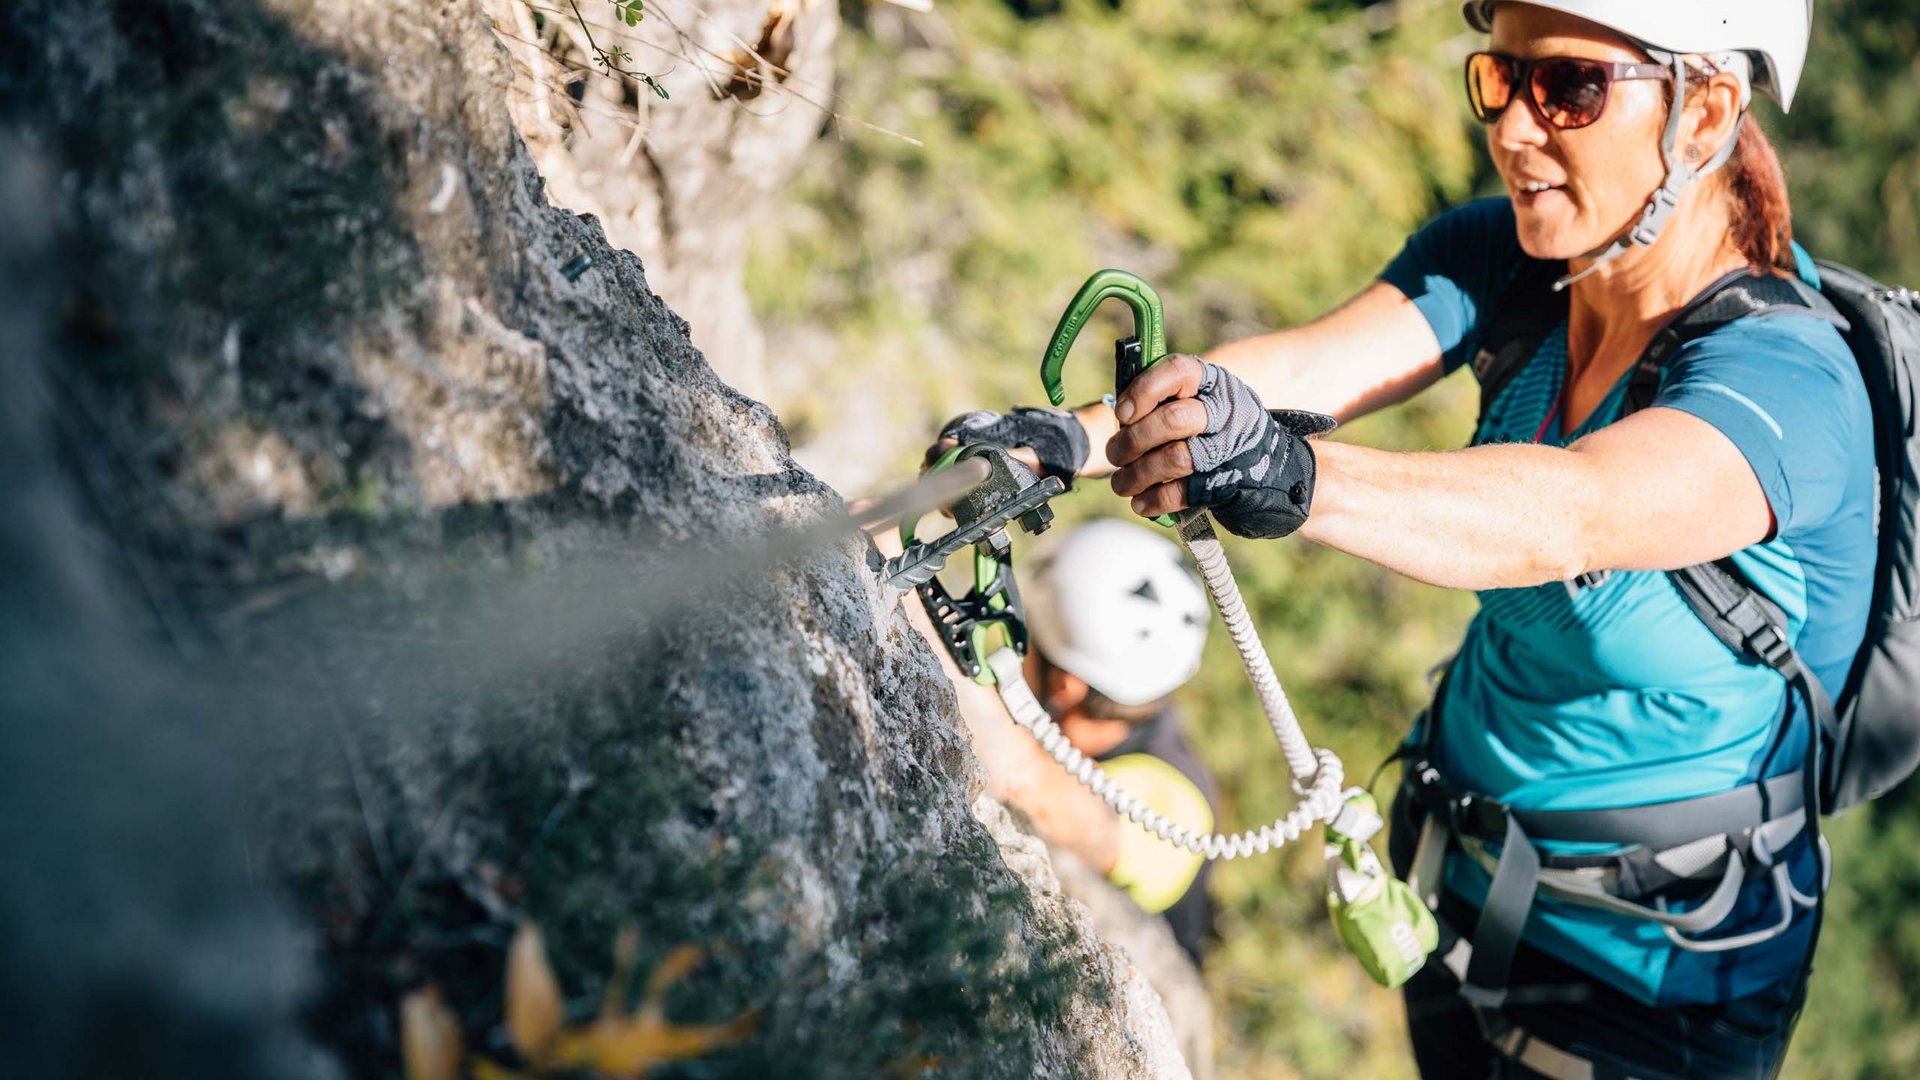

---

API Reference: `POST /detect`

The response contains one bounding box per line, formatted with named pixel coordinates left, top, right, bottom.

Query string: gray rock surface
left=1050, top=850, right=1216, bottom=1080
left=0, top=139, right=336, bottom=1080
left=0, top=0, right=1190, bottom=1075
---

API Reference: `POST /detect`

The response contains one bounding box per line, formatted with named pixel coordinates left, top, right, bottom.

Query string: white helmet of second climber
left=1023, top=519, right=1211, bottom=707
left=1461, top=1, right=1815, bottom=111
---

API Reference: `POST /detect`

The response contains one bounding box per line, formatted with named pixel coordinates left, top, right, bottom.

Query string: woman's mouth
left=1514, top=180, right=1566, bottom=207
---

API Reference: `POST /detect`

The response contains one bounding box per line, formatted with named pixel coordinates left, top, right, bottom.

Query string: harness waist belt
left=1403, top=766, right=1815, bottom=1014
left=1412, top=767, right=1805, bottom=851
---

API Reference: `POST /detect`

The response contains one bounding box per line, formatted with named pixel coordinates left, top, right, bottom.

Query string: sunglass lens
left=1466, top=53, right=1514, bottom=122
left=1531, top=58, right=1609, bottom=129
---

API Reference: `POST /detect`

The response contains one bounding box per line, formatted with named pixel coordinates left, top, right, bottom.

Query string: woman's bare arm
left=1299, top=408, right=1772, bottom=589
left=1106, top=355, right=1773, bottom=590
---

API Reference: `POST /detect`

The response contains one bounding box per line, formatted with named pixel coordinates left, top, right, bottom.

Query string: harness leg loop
left=1462, top=812, right=1540, bottom=1012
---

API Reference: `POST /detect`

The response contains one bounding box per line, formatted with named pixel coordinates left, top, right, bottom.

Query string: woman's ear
left=1684, top=68, right=1746, bottom=167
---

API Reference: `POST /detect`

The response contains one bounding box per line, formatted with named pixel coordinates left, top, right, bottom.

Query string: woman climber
left=936, top=2, right=1867, bottom=1076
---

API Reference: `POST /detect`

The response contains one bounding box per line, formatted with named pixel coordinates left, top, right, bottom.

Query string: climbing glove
left=936, top=406, right=1090, bottom=485
left=1183, top=362, right=1335, bottom=540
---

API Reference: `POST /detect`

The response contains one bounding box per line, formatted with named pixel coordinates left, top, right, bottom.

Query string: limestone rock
left=1050, top=849, right=1215, bottom=1080
left=0, top=0, right=1190, bottom=1075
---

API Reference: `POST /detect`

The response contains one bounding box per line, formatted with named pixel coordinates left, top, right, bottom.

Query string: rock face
left=487, top=0, right=838, bottom=399
left=0, top=144, right=331, bottom=1080
left=0, top=0, right=1188, bottom=1077
left=1050, top=852, right=1216, bottom=1080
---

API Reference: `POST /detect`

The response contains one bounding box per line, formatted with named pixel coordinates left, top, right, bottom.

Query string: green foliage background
left=748, top=0, right=1920, bottom=1075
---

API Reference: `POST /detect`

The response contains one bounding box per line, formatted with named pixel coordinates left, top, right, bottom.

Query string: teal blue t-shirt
left=1380, top=198, right=1875, bottom=1005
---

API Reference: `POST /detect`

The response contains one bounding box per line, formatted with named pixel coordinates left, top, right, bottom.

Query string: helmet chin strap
left=1554, top=50, right=1745, bottom=292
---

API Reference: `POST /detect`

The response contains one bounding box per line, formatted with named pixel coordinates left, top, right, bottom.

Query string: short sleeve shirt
left=1379, top=198, right=1875, bottom=1005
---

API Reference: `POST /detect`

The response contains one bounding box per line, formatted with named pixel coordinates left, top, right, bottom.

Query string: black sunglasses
left=1466, top=51, right=1672, bottom=131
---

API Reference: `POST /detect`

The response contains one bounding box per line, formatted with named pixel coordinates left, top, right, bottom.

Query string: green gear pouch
left=1325, top=792, right=1439, bottom=988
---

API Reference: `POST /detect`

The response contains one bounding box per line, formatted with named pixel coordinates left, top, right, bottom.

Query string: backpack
left=1470, top=250, right=1920, bottom=815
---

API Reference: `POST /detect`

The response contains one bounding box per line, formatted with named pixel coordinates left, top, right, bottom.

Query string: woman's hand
left=1106, top=356, right=1333, bottom=537
left=1104, top=354, right=1211, bottom=515
left=923, top=406, right=1089, bottom=483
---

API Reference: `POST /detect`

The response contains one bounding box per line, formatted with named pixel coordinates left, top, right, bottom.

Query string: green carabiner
left=1040, top=269, right=1168, bottom=405
left=1040, top=269, right=1175, bottom=526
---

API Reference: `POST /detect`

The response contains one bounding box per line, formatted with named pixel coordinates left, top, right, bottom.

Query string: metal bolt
left=1019, top=501, right=1055, bottom=535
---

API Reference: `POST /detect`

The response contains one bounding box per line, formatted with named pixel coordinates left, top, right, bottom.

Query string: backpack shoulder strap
left=1669, top=559, right=1843, bottom=799
left=1470, top=259, right=1568, bottom=432
left=1669, top=558, right=1798, bottom=673
left=1621, top=270, right=1848, bottom=416
left=1644, top=273, right=1852, bottom=807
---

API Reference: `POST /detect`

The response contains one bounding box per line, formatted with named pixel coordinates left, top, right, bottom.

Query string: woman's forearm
left=1073, top=400, right=1121, bottom=477
left=1206, top=281, right=1449, bottom=423
left=1301, top=439, right=1606, bottom=590
left=1299, top=405, right=1774, bottom=590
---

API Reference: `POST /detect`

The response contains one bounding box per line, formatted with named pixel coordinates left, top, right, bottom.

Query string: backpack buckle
left=1725, top=595, right=1793, bottom=668
left=1745, top=622, right=1792, bottom=668
left=1562, top=569, right=1611, bottom=597
left=1404, top=761, right=1512, bottom=841
left=1446, top=792, right=1512, bottom=843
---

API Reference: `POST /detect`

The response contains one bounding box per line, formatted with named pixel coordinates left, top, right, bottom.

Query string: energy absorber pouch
left=1325, top=791, right=1439, bottom=988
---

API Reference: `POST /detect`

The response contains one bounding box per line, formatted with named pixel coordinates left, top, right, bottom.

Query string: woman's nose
left=1491, top=91, right=1551, bottom=153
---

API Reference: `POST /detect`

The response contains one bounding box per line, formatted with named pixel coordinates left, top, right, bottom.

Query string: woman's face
left=1488, top=4, right=1670, bottom=262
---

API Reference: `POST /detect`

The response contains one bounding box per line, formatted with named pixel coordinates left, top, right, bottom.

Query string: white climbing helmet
left=1023, top=519, right=1210, bottom=707
left=1460, top=1, right=1814, bottom=111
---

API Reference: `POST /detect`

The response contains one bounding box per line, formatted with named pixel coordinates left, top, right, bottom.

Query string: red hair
left=1678, top=63, right=1796, bottom=274
left=1723, top=114, right=1796, bottom=275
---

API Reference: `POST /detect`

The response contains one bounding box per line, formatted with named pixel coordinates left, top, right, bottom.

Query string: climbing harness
left=1397, top=727, right=1827, bottom=1079
left=890, top=269, right=1436, bottom=986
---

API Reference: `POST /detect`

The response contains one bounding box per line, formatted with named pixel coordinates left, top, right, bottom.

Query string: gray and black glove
left=1184, top=362, right=1335, bottom=539
left=936, top=406, right=1090, bottom=484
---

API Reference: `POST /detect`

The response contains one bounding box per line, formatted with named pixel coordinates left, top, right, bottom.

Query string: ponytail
left=1725, top=114, right=1796, bottom=275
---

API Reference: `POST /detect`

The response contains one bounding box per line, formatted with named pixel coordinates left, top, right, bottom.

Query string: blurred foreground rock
left=0, top=0, right=1189, bottom=1076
